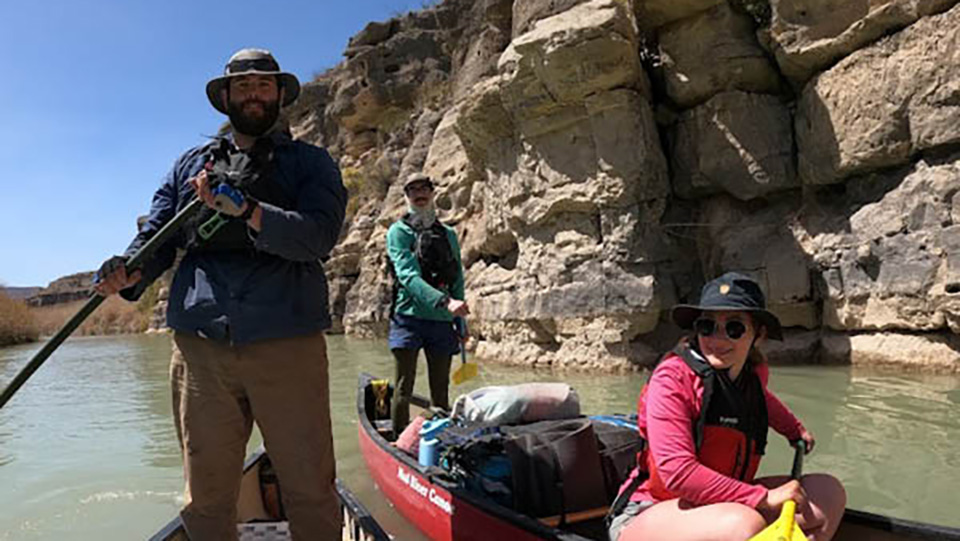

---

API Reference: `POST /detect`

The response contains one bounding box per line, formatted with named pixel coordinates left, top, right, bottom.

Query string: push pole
left=0, top=198, right=205, bottom=409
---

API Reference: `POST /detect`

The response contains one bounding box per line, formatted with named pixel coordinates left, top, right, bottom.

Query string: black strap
left=675, top=345, right=714, bottom=450
left=604, top=466, right=648, bottom=528
left=539, top=433, right=568, bottom=527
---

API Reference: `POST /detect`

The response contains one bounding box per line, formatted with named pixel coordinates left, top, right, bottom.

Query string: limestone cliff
left=27, top=272, right=96, bottom=307
left=240, top=0, right=960, bottom=371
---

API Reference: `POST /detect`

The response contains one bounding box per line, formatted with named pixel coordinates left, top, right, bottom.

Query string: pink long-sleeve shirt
left=624, top=354, right=805, bottom=508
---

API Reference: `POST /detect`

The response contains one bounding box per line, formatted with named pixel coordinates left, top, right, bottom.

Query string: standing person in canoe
left=609, top=273, right=847, bottom=541
left=94, top=48, right=347, bottom=540
left=386, top=173, right=468, bottom=432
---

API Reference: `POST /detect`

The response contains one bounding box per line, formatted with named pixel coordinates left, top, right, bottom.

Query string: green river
left=1, top=334, right=959, bottom=539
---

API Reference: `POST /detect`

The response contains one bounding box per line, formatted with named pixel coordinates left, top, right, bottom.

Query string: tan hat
left=205, top=48, right=301, bottom=114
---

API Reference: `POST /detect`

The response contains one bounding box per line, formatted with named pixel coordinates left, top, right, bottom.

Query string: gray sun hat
left=403, top=173, right=435, bottom=192
left=205, top=48, right=301, bottom=114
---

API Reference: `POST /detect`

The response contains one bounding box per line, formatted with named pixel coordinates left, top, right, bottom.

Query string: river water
left=1, top=334, right=959, bottom=540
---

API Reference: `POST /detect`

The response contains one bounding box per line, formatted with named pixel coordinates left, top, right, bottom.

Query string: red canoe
left=357, top=373, right=960, bottom=541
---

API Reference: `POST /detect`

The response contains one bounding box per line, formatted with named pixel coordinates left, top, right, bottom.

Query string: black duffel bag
left=592, top=419, right=644, bottom=502
left=502, top=418, right=608, bottom=520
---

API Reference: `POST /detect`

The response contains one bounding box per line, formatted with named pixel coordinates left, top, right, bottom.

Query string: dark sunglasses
left=226, top=58, right=280, bottom=75
left=693, top=318, right=748, bottom=340
left=404, top=182, right=434, bottom=194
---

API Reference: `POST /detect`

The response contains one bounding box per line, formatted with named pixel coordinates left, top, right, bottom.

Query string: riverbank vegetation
left=0, top=292, right=39, bottom=346
left=30, top=290, right=158, bottom=338
left=0, top=283, right=162, bottom=347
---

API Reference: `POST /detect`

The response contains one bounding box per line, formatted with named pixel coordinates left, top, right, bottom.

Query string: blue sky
left=0, top=0, right=428, bottom=287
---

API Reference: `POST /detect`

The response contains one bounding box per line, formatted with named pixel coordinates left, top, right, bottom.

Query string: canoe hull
left=357, top=373, right=960, bottom=541
left=358, top=419, right=549, bottom=541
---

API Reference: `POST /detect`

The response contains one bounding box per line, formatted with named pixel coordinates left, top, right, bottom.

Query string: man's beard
left=406, top=199, right=437, bottom=229
left=227, top=98, right=280, bottom=137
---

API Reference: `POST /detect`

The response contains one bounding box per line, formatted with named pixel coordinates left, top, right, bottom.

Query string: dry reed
left=0, top=292, right=40, bottom=346
left=28, top=295, right=152, bottom=338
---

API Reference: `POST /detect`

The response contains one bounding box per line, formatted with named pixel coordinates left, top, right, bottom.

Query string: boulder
left=796, top=4, right=960, bottom=185
left=821, top=332, right=960, bottom=372
left=451, top=0, right=514, bottom=101
left=764, top=0, right=959, bottom=84
left=498, top=0, right=649, bottom=134
left=658, top=3, right=782, bottom=108
left=348, top=20, right=396, bottom=49
left=670, top=92, right=797, bottom=200
left=635, top=0, right=724, bottom=29
left=512, top=0, right=590, bottom=37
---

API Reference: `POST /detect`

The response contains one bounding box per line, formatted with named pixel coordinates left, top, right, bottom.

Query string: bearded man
left=94, top=49, right=347, bottom=539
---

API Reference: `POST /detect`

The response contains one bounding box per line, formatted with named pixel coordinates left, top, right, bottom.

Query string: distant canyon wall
left=25, top=272, right=95, bottom=307
left=284, top=0, right=960, bottom=372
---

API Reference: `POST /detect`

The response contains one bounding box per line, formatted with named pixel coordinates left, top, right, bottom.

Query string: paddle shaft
left=0, top=197, right=205, bottom=409
left=783, top=441, right=806, bottom=539
left=748, top=441, right=808, bottom=541
left=539, top=505, right=609, bottom=528
left=454, top=316, right=467, bottom=364
left=791, top=439, right=805, bottom=481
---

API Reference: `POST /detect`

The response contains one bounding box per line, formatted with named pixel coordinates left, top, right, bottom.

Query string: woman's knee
left=719, top=505, right=768, bottom=540
left=805, top=473, right=847, bottom=508
left=621, top=502, right=765, bottom=541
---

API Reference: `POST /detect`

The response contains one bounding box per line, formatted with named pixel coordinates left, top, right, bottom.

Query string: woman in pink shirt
left=611, top=273, right=846, bottom=541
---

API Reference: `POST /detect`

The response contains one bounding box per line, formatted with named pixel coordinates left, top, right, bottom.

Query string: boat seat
left=238, top=521, right=290, bottom=540
left=374, top=419, right=394, bottom=439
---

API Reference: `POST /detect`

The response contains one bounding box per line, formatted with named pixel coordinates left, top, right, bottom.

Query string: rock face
left=1, top=287, right=41, bottom=301
left=763, top=0, right=959, bottom=84
left=796, top=4, right=960, bottom=185
left=658, top=3, right=782, bottom=108
left=669, top=92, right=797, bottom=200
left=455, top=0, right=672, bottom=369
left=27, top=273, right=95, bottom=307
left=219, top=0, right=960, bottom=372
left=635, top=0, right=724, bottom=28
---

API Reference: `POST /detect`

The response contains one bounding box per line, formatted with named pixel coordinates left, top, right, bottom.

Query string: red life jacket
left=642, top=345, right=769, bottom=501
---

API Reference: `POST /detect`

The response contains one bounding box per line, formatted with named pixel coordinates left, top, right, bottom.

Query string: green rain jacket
left=386, top=218, right=465, bottom=322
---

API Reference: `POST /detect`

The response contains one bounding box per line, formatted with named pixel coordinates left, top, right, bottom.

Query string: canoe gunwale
left=842, top=509, right=960, bottom=540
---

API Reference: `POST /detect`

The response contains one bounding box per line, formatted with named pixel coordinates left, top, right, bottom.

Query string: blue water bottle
left=418, top=418, right=451, bottom=467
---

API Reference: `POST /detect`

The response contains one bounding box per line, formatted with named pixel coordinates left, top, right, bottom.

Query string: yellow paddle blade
left=451, top=361, right=477, bottom=385
left=370, top=379, right=391, bottom=418
left=749, top=501, right=807, bottom=541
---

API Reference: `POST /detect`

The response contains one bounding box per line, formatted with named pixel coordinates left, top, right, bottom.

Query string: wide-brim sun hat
left=671, top=272, right=783, bottom=341
left=206, top=48, right=301, bottom=114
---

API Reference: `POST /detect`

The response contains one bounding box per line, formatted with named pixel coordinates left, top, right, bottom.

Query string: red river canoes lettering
left=397, top=465, right=454, bottom=515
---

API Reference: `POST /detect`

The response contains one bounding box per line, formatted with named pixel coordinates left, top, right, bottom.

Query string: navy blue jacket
left=121, top=132, right=347, bottom=344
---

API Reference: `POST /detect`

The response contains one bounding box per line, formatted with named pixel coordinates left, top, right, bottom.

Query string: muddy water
left=0, top=334, right=958, bottom=539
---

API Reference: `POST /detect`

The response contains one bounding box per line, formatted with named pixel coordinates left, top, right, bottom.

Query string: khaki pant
left=171, top=330, right=340, bottom=540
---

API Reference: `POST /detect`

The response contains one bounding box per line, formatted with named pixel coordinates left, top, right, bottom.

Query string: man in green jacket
left=386, top=173, right=469, bottom=431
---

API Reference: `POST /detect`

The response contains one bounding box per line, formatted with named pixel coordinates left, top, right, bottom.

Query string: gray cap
left=403, top=173, right=435, bottom=191
left=205, top=48, right=301, bottom=114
